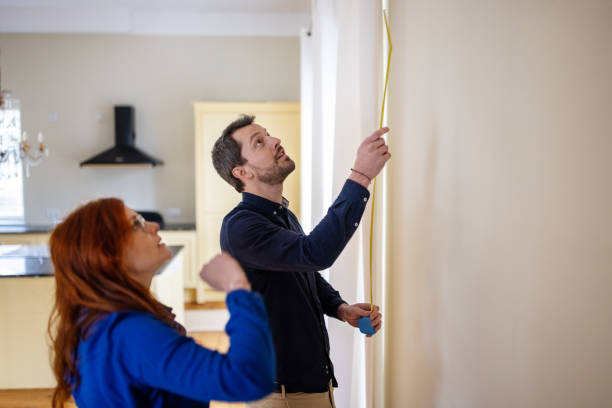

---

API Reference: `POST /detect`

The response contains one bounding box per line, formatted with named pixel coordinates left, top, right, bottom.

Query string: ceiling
left=0, top=0, right=310, bottom=13
left=0, top=0, right=311, bottom=36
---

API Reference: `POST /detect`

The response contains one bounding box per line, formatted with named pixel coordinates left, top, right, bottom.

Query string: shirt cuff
left=226, top=289, right=265, bottom=313
left=329, top=299, right=348, bottom=320
left=343, top=179, right=371, bottom=200
left=340, top=179, right=371, bottom=231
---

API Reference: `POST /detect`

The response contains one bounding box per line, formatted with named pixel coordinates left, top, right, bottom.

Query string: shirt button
left=363, top=197, right=368, bottom=202
left=354, top=222, right=359, bottom=227
left=273, top=211, right=277, bottom=215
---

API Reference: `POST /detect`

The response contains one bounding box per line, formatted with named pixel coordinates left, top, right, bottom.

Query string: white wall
left=387, top=1, right=612, bottom=407
left=0, top=34, right=299, bottom=223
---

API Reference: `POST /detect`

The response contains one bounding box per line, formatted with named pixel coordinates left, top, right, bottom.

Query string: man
left=211, top=115, right=390, bottom=408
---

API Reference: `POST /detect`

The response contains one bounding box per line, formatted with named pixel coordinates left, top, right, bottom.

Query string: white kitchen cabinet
left=158, top=230, right=197, bottom=293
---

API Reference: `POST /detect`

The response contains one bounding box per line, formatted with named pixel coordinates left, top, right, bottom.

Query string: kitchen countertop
left=0, top=244, right=183, bottom=278
left=0, top=223, right=195, bottom=234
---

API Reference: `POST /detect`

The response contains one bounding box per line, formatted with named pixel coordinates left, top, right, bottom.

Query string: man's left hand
left=337, top=303, right=382, bottom=337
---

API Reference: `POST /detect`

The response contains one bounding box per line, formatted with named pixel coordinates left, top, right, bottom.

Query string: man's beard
left=253, top=157, right=296, bottom=186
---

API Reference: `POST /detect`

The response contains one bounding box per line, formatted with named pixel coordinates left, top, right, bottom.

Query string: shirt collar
left=242, top=192, right=290, bottom=214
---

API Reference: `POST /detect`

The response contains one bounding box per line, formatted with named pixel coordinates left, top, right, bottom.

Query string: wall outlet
left=167, top=207, right=181, bottom=217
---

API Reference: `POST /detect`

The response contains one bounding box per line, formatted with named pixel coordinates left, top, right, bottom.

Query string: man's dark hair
left=211, top=114, right=255, bottom=193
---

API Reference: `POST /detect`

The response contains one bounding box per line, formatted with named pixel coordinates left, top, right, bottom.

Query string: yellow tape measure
left=359, top=10, right=392, bottom=336
left=369, top=10, right=392, bottom=312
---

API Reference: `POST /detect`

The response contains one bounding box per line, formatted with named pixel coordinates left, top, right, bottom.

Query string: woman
left=48, top=198, right=275, bottom=408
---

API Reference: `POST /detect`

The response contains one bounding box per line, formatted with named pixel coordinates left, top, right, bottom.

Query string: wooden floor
left=0, top=388, right=76, bottom=408
left=0, top=331, right=244, bottom=408
left=185, top=300, right=227, bottom=310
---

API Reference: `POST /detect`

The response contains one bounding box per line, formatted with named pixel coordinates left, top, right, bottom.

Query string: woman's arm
left=113, top=289, right=274, bottom=403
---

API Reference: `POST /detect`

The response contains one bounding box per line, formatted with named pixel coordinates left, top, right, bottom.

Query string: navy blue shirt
left=220, top=179, right=370, bottom=393
left=72, top=290, right=275, bottom=407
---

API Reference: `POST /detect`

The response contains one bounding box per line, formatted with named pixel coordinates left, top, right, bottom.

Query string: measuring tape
left=359, top=9, right=392, bottom=335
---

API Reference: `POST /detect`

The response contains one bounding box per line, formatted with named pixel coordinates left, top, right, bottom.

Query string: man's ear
left=232, top=166, right=253, bottom=181
left=232, top=166, right=243, bottom=180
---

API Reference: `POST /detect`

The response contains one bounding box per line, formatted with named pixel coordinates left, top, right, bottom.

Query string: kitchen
left=0, top=0, right=306, bottom=406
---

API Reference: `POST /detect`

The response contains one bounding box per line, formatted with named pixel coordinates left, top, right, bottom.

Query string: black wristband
left=350, top=168, right=372, bottom=183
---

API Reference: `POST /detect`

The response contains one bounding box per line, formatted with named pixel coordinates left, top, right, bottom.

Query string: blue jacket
left=72, top=290, right=275, bottom=407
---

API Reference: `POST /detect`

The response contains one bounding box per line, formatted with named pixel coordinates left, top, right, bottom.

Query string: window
left=0, top=98, right=24, bottom=224
left=0, top=163, right=24, bottom=224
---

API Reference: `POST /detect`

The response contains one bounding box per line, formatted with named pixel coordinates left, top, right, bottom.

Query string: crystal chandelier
left=0, top=52, right=49, bottom=179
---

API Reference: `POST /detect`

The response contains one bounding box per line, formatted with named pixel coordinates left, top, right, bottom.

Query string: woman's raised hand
left=199, top=252, right=251, bottom=292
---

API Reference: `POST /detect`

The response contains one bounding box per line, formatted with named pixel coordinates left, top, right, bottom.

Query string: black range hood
left=80, top=106, right=163, bottom=167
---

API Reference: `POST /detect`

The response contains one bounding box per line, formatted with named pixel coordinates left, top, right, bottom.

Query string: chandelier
left=0, top=53, right=49, bottom=179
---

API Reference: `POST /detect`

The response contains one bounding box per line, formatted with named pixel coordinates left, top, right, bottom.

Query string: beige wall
left=386, top=1, right=612, bottom=407
left=0, top=34, right=299, bottom=223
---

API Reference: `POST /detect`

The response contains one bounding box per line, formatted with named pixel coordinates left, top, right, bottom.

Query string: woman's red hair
left=47, top=198, right=176, bottom=408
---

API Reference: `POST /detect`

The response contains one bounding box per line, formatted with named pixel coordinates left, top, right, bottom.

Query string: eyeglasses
left=131, top=214, right=147, bottom=231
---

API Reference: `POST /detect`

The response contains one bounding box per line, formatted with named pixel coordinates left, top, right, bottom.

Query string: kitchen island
left=0, top=224, right=208, bottom=303
left=0, top=244, right=184, bottom=389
